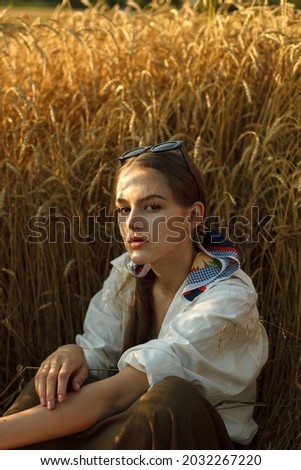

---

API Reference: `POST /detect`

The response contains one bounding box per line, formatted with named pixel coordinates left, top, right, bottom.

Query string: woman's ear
left=188, top=202, right=205, bottom=230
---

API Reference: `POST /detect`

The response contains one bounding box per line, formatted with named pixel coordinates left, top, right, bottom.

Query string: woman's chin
left=127, top=247, right=152, bottom=265
left=129, top=253, right=149, bottom=265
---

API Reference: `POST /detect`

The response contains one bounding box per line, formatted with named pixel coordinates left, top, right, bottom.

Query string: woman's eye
left=145, top=204, right=161, bottom=212
left=116, top=207, right=130, bottom=215
left=116, top=204, right=161, bottom=214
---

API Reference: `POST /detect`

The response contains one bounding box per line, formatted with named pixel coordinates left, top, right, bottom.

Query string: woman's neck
left=150, top=242, right=197, bottom=296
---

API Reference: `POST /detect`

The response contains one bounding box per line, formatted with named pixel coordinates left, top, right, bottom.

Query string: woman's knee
left=140, top=375, right=205, bottom=412
left=118, top=376, right=233, bottom=449
left=138, top=375, right=228, bottom=432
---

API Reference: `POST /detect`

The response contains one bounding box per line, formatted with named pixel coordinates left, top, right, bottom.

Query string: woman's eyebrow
left=115, top=194, right=167, bottom=204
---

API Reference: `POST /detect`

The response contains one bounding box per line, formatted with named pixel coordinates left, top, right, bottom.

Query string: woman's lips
left=128, top=236, right=148, bottom=248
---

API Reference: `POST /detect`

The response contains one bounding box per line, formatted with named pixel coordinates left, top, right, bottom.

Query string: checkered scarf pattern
left=125, top=230, right=240, bottom=302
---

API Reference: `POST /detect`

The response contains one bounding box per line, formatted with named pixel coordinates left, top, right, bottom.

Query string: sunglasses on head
left=119, top=140, right=202, bottom=201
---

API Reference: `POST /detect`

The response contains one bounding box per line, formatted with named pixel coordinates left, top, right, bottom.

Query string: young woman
left=1, top=140, right=268, bottom=449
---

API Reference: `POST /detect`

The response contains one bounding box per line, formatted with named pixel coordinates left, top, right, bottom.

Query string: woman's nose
left=127, top=212, right=147, bottom=232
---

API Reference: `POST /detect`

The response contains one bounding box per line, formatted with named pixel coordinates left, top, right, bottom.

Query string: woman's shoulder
left=196, top=269, right=259, bottom=315
left=205, top=268, right=256, bottom=292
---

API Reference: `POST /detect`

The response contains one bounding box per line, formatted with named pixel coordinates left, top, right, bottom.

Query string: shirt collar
left=124, top=229, right=240, bottom=302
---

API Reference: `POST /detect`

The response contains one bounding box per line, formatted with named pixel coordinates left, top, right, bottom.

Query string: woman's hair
left=115, top=149, right=207, bottom=352
left=115, top=150, right=206, bottom=211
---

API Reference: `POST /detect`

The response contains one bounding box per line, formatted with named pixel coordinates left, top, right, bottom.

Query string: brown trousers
left=4, top=375, right=234, bottom=450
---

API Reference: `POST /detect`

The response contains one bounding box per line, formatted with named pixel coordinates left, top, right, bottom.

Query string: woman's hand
left=35, top=344, right=89, bottom=410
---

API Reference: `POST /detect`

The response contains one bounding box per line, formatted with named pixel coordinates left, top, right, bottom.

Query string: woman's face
left=115, top=166, right=196, bottom=267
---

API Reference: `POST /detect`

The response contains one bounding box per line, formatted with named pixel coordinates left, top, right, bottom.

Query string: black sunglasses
left=119, top=140, right=202, bottom=201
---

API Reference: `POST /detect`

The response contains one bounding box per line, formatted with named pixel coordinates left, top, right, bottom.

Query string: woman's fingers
left=45, top=364, right=61, bottom=409
left=35, top=357, right=65, bottom=408
left=35, top=345, right=88, bottom=409
left=35, top=362, right=50, bottom=406
left=56, top=364, right=75, bottom=404
left=70, top=364, right=89, bottom=393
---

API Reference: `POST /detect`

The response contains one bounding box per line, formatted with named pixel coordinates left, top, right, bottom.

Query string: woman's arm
left=0, top=366, right=148, bottom=450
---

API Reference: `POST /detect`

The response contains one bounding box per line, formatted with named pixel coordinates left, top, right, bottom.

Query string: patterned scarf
left=125, top=230, right=240, bottom=302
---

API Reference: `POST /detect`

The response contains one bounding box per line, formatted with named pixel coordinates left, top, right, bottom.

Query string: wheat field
left=0, top=0, right=300, bottom=449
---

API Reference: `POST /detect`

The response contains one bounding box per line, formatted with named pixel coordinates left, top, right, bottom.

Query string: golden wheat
left=0, top=0, right=300, bottom=449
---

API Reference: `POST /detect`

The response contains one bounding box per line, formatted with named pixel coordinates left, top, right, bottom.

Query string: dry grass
left=0, top=0, right=300, bottom=449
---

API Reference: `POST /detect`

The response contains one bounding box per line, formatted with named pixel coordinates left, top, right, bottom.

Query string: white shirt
left=76, top=252, right=269, bottom=445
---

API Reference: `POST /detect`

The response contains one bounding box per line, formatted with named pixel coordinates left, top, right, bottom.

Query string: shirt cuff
left=117, top=340, right=186, bottom=388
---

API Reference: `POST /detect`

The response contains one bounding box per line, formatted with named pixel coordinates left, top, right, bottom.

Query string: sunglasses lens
left=151, top=141, right=182, bottom=152
left=119, top=140, right=184, bottom=164
left=119, top=146, right=148, bottom=160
